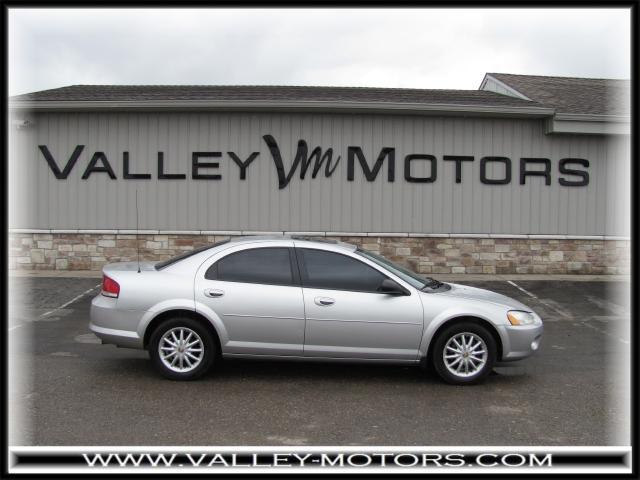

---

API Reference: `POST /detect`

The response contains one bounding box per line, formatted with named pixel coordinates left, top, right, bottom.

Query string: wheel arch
left=143, top=309, right=222, bottom=355
left=423, top=316, right=504, bottom=364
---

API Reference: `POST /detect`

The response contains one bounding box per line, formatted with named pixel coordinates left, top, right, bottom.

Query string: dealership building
left=8, top=73, right=631, bottom=274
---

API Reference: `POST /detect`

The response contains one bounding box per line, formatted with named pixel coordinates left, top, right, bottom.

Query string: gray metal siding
left=10, top=111, right=630, bottom=236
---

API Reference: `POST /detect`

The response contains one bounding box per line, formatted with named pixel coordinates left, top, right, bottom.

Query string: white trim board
left=8, top=229, right=630, bottom=241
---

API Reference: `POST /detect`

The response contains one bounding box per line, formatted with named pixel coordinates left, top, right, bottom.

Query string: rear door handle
left=204, top=288, right=224, bottom=298
left=315, top=296, right=335, bottom=306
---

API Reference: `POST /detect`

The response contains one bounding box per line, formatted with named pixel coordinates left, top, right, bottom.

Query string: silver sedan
left=90, top=236, right=543, bottom=385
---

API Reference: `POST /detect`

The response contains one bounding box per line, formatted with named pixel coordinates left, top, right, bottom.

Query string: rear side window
left=205, top=247, right=295, bottom=286
left=298, top=248, right=387, bottom=293
left=155, top=240, right=229, bottom=270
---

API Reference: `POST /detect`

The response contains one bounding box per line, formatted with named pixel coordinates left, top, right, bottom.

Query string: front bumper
left=90, top=294, right=145, bottom=349
left=497, top=323, right=543, bottom=361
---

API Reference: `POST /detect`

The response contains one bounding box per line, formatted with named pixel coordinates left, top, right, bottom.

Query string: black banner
left=9, top=447, right=631, bottom=473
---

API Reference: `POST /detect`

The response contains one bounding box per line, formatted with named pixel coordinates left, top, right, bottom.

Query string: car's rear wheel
left=149, top=317, right=216, bottom=380
left=432, top=321, right=497, bottom=385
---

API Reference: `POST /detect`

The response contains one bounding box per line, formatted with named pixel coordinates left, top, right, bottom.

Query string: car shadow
left=216, top=358, right=430, bottom=383
left=210, top=358, right=532, bottom=387
left=90, top=356, right=533, bottom=387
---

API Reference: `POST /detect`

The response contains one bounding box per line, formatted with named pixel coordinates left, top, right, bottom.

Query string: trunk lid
left=103, top=261, right=156, bottom=273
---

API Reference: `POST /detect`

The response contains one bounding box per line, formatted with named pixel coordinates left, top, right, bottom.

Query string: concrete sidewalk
left=8, top=270, right=631, bottom=282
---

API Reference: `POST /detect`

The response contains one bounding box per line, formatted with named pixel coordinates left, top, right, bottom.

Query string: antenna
left=135, top=189, right=141, bottom=273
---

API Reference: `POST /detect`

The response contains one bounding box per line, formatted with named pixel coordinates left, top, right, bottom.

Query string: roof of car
left=156, top=235, right=358, bottom=272
left=228, top=235, right=357, bottom=251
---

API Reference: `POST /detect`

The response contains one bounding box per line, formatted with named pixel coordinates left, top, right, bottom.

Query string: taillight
left=102, top=275, right=120, bottom=298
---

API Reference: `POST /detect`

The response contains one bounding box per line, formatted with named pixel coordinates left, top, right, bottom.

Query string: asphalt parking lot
left=8, top=275, right=631, bottom=446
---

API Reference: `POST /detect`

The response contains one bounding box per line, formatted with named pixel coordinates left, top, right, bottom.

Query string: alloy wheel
left=158, top=327, right=204, bottom=373
left=442, top=332, right=488, bottom=378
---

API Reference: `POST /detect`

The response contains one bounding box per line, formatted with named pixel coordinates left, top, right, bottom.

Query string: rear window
left=155, top=240, right=229, bottom=270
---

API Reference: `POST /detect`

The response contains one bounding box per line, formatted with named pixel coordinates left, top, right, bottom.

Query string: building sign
left=39, top=134, right=590, bottom=188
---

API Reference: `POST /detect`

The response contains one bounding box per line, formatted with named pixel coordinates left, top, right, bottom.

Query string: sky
left=8, top=8, right=632, bottom=96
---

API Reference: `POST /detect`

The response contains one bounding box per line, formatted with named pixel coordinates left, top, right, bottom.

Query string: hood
left=103, top=261, right=157, bottom=273
left=437, top=283, right=534, bottom=311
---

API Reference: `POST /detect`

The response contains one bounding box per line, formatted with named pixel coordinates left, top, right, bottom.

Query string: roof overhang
left=9, top=97, right=630, bottom=135
left=480, top=74, right=630, bottom=135
left=8, top=99, right=555, bottom=118
left=545, top=113, right=631, bottom=135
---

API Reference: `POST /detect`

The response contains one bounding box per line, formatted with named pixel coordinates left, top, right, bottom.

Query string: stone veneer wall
left=8, top=232, right=630, bottom=274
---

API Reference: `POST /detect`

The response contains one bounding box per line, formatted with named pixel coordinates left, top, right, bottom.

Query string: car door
left=194, top=244, right=305, bottom=356
left=296, top=247, right=424, bottom=360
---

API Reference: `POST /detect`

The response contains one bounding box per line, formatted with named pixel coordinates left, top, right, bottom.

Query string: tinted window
left=356, top=248, right=428, bottom=289
left=206, top=247, right=294, bottom=286
left=299, top=249, right=387, bottom=292
left=155, top=240, right=229, bottom=270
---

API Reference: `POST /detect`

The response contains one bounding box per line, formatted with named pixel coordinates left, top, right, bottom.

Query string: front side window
left=355, top=248, right=429, bottom=289
left=205, top=247, right=294, bottom=286
left=298, top=248, right=388, bottom=293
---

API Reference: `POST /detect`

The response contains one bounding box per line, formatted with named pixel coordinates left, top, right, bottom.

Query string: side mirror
left=378, top=278, right=408, bottom=296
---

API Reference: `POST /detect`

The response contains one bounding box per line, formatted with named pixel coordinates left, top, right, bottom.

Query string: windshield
left=154, top=240, right=229, bottom=270
left=355, top=248, right=434, bottom=290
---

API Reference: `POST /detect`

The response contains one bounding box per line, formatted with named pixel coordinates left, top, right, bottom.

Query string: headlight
left=507, top=310, right=540, bottom=326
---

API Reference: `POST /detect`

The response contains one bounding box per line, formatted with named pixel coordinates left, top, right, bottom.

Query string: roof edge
left=486, top=72, right=631, bottom=82
left=553, top=112, right=630, bottom=123
left=8, top=99, right=555, bottom=117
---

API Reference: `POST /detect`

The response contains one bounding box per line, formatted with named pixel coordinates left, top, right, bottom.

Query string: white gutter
left=553, top=112, right=630, bottom=123
left=545, top=117, right=631, bottom=135
left=8, top=99, right=555, bottom=118
left=546, top=111, right=630, bottom=134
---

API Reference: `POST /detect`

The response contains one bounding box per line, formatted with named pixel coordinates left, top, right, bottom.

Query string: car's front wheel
left=149, top=317, right=216, bottom=380
left=432, top=321, right=497, bottom=385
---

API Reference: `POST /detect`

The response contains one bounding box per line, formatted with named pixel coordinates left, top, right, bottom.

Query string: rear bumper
left=90, top=294, right=144, bottom=349
left=89, top=323, right=143, bottom=349
left=498, top=323, right=543, bottom=361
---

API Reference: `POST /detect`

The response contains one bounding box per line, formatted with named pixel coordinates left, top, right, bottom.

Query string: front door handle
left=315, top=296, right=335, bottom=306
left=204, top=288, right=224, bottom=298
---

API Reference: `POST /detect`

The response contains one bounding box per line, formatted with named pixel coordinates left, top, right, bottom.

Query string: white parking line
left=506, top=280, right=538, bottom=298
left=506, top=280, right=571, bottom=319
left=8, top=284, right=101, bottom=333
left=580, top=321, right=630, bottom=345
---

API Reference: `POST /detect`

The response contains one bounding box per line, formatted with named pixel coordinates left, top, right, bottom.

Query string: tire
left=431, top=321, right=497, bottom=385
left=149, top=317, right=216, bottom=381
